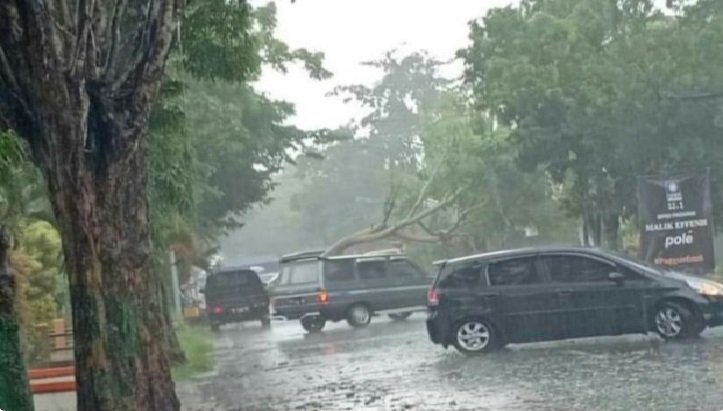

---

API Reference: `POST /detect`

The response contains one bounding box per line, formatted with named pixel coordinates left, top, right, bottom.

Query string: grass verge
left=172, top=325, right=214, bottom=381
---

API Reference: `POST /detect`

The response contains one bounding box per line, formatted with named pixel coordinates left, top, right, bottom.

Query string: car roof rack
left=361, top=248, right=403, bottom=256
left=326, top=252, right=407, bottom=261
left=279, top=249, right=325, bottom=263
left=281, top=249, right=409, bottom=263
left=210, top=265, right=258, bottom=274
left=439, top=245, right=602, bottom=266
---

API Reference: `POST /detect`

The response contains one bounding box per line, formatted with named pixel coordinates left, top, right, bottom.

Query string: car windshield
left=6, top=1, right=723, bottom=411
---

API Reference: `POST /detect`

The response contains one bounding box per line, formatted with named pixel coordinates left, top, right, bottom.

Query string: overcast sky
left=253, top=0, right=513, bottom=130
left=252, top=0, right=670, bottom=130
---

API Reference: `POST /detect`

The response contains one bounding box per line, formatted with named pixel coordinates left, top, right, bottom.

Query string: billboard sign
left=638, top=172, right=715, bottom=273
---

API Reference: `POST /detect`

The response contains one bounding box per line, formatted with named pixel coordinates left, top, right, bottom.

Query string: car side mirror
left=608, top=272, right=625, bottom=284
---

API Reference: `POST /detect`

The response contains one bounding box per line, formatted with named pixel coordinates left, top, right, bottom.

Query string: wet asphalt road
left=178, top=315, right=723, bottom=411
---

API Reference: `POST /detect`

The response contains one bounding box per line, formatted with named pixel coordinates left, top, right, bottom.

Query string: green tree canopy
left=463, top=0, right=723, bottom=248
left=147, top=1, right=334, bottom=263
left=284, top=50, right=577, bottom=260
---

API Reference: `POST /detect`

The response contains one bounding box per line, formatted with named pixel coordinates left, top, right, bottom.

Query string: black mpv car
left=205, top=268, right=271, bottom=331
left=426, top=247, right=723, bottom=355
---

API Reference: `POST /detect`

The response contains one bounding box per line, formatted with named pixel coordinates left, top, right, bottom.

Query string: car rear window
left=208, top=270, right=260, bottom=288
left=282, top=260, right=320, bottom=285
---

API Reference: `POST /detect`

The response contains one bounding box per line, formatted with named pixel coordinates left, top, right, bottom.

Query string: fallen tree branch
left=393, top=229, right=444, bottom=243
left=381, top=184, right=398, bottom=226
left=322, top=187, right=464, bottom=256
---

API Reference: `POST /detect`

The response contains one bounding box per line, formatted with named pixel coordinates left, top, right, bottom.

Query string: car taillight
left=212, top=306, right=224, bottom=314
left=427, top=287, right=439, bottom=306
left=316, top=289, right=329, bottom=304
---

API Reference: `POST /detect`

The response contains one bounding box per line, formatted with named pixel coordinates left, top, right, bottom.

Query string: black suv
left=269, top=251, right=432, bottom=332
left=205, top=267, right=271, bottom=331
left=426, top=247, right=723, bottom=355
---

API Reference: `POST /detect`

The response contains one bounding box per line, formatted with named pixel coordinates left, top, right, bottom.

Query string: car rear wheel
left=260, top=316, right=271, bottom=329
left=452, top=318, right=498, bottom=355
left=347, top=304, right=372, bottom=328
left=301, top=316, right=326, bottom=333
left=388, top=312, right=412, bottom=321
left=654, top=301, right=703, bottom=340
left=210, top=323, right=221, bottom=332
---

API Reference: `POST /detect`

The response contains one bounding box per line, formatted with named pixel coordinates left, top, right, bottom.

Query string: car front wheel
left=452, top=318, right=498, bottom=355
left=653, top=301, right=703, bottom=340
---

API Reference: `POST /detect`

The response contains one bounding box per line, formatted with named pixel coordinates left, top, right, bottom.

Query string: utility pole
left=169, top=250, right=182, bottom=318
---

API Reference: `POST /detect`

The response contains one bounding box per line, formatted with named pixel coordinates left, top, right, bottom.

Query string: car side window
left=438, top=261, right=483, bottom=289
left=487, top=257, right=540, bottom=286
left=543, top=255, right=614, bottom=283
left=357, top=260, right=387, bottom=280
left=615, top=264, right=648, bottom=281
left=388, top=259, right=422, bottom=279
left=325, top=259, right=355, bottom=282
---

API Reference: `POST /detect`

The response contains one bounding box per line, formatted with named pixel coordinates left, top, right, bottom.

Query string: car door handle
left=557, top=289, right=574, bottom=296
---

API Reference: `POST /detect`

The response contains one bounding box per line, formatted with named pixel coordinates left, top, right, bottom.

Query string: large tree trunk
left=0, top=1, right=182, bottom=409
left=45, top=128, right=178, bottom=411
left=23, top=75, right=180, bottom=411
left=0, top=227, right=34, bottom=411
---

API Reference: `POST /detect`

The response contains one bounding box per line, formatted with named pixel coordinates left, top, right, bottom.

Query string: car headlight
left=688, top=280, right=723, bottom=297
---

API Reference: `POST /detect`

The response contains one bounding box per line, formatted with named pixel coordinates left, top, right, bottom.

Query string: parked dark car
left=205, top=267, right=271, bottom=331
left=426, top=247, right=723, bottom=355
left=269, top=250, right=432, bottom=332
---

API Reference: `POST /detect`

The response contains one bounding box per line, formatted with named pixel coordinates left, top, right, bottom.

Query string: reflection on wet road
left=178, top=316, right=723, bottom=411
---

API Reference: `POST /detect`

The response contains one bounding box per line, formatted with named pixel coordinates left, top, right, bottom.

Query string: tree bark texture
left=0, top=227, right=35, bottom=411
left=0, top=1, right=183, bottom=410
left=53, top=146, right=179, bottom=411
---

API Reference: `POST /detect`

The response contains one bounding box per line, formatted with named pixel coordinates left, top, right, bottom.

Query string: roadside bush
left=10, top=220, right=66, bottom=365
left=172, top=325, right=215, bottom=380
